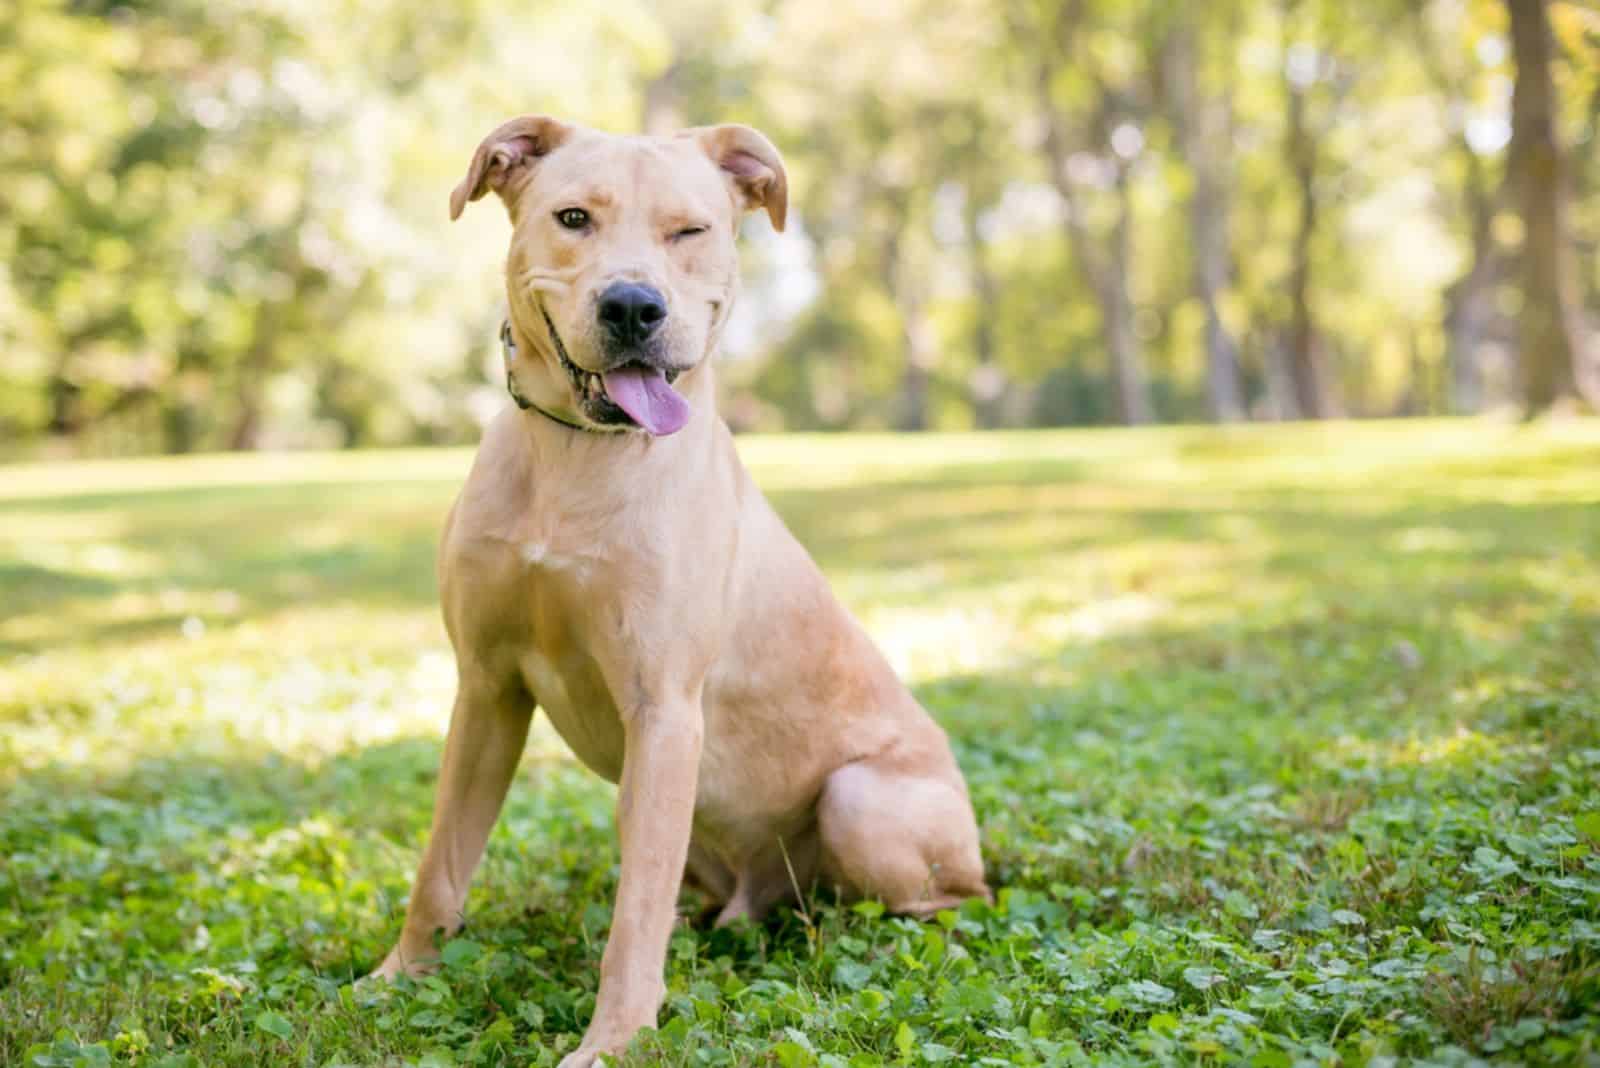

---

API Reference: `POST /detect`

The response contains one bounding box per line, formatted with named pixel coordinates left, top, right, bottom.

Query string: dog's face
left=452, top=117, right=786, bottom=435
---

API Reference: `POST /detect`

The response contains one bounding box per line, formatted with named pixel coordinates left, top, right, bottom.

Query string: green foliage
left=4, top=1, right=1598, bottom=451
left=0, top=0, right=665, bottom=453
left=3, top=422, right=1599, bottom=1064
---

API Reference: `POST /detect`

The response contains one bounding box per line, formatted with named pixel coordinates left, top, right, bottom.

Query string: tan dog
left=374, top=116, right=989, bottom=1067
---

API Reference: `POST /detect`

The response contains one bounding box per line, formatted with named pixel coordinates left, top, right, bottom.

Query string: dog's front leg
left=561, top=699, right=702, bottom=1068
left=375, top=674, right=530, bottom=978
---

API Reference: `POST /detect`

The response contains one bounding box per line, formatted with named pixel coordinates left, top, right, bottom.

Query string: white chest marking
left=521, top=540, right=588, bottom=577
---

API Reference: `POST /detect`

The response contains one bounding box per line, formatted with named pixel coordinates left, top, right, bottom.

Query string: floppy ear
left=450, top=115, right=572, bottom=221
left=689, top=124, right=788, bottom=232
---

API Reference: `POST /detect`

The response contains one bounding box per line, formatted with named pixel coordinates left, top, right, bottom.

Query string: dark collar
left=500, top=318, right=596, bottom=432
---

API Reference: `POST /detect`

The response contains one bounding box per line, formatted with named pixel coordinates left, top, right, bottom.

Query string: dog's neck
left=505, top=364, right=718, bottom=543
left=499, top=319, right=593, bottom=432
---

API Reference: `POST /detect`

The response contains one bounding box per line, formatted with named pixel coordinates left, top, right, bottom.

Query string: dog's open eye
left=555, top=208, right=590, bottom=230
left=672, top=225, right=709, bottom=241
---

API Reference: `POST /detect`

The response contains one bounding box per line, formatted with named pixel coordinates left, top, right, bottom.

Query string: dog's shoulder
left=437, top=487, right=533, bottom=657
left=450, top=412, right=536, bottom=532
left=436, top=414, right=535, bottom=585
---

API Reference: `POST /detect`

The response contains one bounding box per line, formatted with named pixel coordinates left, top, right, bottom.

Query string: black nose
left=597, top=282, right=667, bottom=347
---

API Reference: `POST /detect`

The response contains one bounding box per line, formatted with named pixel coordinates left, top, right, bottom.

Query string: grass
left=2, top=420, right=1598, bottom=1067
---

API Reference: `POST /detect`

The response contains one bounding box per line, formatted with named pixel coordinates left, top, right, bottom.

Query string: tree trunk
left=884, top=232, right=934, bottom=432
left=1263, top=334, right=1297, bottom=420
left=1171, top=19, right=1246, bottom=423
left=1412, top=7, right=1506, bottom=415
left=1402, top=326, right=1432, bottom=416
left=162, top=343, right=203, bottom=452
left=162, top=405, right=199, bottom=453
left=46, top=354, right=82, bottom=438
left=1026, top=22, right=1153, bottom=427
left=1443, top=264, right=1497, bottom=415
left=897, top=303, right=935, bottom=432
left=1506, top=0, right=1583, bottom=412
left=1283, top=64, right=1340, bottom=419
left=229, top=307, right=279, bottom=450
left=962, top=194, right=1006, bottom=429
left=1580, top=81, right=1600, bottom=403
left=1442, top=142, right=1500, bottom=413
left=1192, top=158, right=1245, bottom=423
left=228, top=400, right=262, bottom=451
left=1103, top=167, right=1152, bottom=425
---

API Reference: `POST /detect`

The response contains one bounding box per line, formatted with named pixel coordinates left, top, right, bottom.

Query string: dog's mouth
left=540, top=304, right=689, bottom=436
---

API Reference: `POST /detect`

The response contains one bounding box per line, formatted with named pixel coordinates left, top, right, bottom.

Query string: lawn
left=2, top=421, right=1598, bottom=1067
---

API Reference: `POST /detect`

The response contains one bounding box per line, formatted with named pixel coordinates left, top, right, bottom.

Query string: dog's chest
left=500, top=489, right=743, bottom=805
left=518, top=538, right=594, bottom=579
left=519, top=642, right=627, bottom=783
left=511, top=541, right=633, bottom=783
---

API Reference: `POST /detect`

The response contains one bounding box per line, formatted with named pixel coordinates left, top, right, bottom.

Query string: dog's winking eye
left=555, top=208, right=590, bottom=230
left=672, top=225, right=709, bottom=241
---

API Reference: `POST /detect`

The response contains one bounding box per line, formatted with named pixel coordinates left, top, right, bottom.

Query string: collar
left=500, top=318, right=597, bottom=432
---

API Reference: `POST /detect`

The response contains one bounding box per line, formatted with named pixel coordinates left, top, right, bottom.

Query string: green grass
left=3, top=421, right=1599, bottom=1067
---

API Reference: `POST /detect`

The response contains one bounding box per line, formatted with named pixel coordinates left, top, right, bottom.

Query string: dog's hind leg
left=817, top=747, right=989, bottom=917
left=375, top=675, right=531, bottom=978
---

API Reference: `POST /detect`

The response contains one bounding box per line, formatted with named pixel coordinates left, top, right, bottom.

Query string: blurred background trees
left=1, top=0, right=1596, bottom=454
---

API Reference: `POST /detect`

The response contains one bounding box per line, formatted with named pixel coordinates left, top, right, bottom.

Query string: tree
left=1014, top=0, right=1156, bottom=426
left=3, top=0, right=1596, bottom=450
left=1167, top=6, right=1247, bottom=421
left=941, top=89, right=1015, bottom=428
left=1411, top=0, right=1512, bottom=415
left=960, top=172, right=1008, bottom=429
left=1505, top=0, right=1585, bottom=412
left=1277, top=0, right=1352, bottom=420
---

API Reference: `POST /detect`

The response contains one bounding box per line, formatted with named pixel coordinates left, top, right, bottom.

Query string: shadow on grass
left=0, top=480, right=454, bottom=654
left=772, top=474, right=1597, bottom=611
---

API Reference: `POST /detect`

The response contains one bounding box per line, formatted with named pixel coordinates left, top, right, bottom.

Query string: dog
left=374, top=115, right=989, bottom=1067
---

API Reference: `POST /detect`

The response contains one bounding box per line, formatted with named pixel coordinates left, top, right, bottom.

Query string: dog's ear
left=689, top=124, right=788, bottom=233
left=450, top=115, right=572, bottom=221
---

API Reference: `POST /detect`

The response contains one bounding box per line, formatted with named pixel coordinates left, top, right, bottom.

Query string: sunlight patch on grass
left=1, top=617, right=455, bottom=782
left=6, top=525, right=152, bottom=571
left=1391, top=525, right=1495, bottom=553
left=1314, top=723, right=1538, bottom=777
left=865, top=602, right=1026, bottom=682
left=1519, top=556, right=1600, bottom=606
left=1050, top=592, right=1170, bottom=642
left=1382, top=726, right=1519, bottom=770
left=1, top=586, right=246, bottom=647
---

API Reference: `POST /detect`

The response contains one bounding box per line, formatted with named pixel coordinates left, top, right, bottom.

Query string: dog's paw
left=369, top=946, right=439, bottom=980
left=558, top=1018, right=653, bottom=1068
left=556, top=1047, right=615, bottom=1068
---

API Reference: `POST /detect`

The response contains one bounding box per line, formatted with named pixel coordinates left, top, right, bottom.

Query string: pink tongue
left=601, top=366, right=690, bottom=436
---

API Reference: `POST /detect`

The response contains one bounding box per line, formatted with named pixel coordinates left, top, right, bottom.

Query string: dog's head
left=452, top=116, right=786, bottom=435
